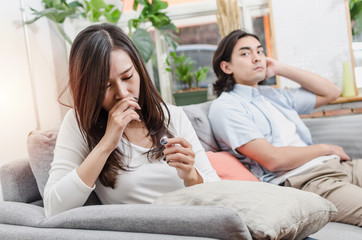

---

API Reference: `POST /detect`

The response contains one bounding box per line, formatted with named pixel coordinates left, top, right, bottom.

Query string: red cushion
left=206, top=151, right=260, bottom=181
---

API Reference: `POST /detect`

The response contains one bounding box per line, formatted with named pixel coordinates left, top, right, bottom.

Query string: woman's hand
left=162, top=137, right=202, bottom=186
left=101, top=97, right=141, bottom=151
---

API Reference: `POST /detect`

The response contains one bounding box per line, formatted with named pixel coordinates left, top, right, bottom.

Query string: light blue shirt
left=208, top=84, right=316, bottom=182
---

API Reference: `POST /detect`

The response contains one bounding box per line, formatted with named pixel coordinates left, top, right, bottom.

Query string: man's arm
left=265, top=58, right=341, bottom=108
left=237, top=138, right=350, bottom=172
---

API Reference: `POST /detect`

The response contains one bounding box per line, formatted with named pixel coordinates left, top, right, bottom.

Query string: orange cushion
left=206, top=151, right=260, bottom=182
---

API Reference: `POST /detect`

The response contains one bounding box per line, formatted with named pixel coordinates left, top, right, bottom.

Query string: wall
left=0, top=0, right=67, bottom=200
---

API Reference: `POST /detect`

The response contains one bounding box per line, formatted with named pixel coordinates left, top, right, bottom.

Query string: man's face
left=221, top=36, right=266, bottom=87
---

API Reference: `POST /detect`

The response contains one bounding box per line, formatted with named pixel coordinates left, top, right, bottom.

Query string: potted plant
left=166, top=48, right=209, bottom=106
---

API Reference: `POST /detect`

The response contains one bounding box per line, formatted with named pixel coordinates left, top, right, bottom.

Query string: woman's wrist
left=184, top=167, right=203, bottom=187
left=97, top=137, right=118, bottom=155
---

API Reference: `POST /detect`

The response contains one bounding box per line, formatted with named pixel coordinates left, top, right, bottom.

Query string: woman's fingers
left=163, top=144, right=193, bottom=157
left=163, top=137, right=191, bottom=149
left=167, top=160, right=194, bottom=173
left=164, top=152, right=193, bottom=165
left=162, top=137, right=195, bottom=166
left=109, top=97, right=140, bottom=116
left=111, top=108, right=140, bottom=129
left=161, top=137, right=199, bottom=181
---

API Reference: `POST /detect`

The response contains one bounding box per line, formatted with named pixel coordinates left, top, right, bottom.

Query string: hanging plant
left=25, top=0, right=177, bottom=63
left=128, top=0, right=178, bottom=62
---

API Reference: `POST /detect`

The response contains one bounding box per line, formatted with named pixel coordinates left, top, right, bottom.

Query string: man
left=208, top=29, right=362, bottom=226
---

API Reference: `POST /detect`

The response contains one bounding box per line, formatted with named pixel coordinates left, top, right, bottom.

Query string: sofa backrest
left=303, top=114, right=362, bottom=160
left=181, top=101, right=220, bottom=152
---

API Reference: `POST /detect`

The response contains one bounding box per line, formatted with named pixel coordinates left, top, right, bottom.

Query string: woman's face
left=102, top=49, right=141, bottom=111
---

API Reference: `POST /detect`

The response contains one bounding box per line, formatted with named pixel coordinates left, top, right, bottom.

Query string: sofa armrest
left=303, top=114, right=362, bottom=159
left=0, top=158, right=41, bottom=203
left=0, top=202, right=251, bottom=240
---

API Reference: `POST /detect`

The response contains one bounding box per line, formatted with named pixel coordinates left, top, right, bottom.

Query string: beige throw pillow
left=27, top=128, right=59, bottom=198
left=153, top=180, right=337, bottom=240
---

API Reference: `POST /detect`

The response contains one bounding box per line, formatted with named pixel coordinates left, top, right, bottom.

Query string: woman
left=44, top=23, right=220, bottom=217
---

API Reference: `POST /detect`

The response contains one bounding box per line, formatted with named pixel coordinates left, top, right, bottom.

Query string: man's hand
left=265, top=57, right=280, bottom=80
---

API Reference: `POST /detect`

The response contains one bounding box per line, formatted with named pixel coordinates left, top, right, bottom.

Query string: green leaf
left=131, top=28, right=154, bottom=63
left=133, top=0, right=146, bottom=10
left=128, top=20, right=134, bottom=36
left=132, top=19, right=140, bottom=28
left=158, top=23, right=177, bottom=32
left=85, top=1, right=91, bottom=11
left=90, top=10, right=102, bottom=22
left=170, top=52, right=177, bottom=58
left=68, top=1, right=84, bottom=8
left=194, top=67, right=209, bottom=82
left=105, top=4, right=115, bottom=12
left=105, top=9, right=121, bottom=23
left=90, top=0, right=107, bottom=10
left=149, top=0, right=168, bottom=13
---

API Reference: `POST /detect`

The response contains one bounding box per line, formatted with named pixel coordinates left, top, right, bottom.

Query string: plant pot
left=173, top=88, right=208, bottom=106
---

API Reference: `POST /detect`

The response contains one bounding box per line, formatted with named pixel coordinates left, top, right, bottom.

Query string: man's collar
left=232, top=84, right=261, bottom=101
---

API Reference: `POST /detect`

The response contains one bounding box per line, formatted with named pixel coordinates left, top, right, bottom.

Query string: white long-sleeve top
left=44, top=104, right=220, bottom=217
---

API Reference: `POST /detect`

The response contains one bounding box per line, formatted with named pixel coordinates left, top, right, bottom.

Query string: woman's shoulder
left=163, top=103, right=184, bottom=117
left=58, top=108, right=83, bottom=136
left=62, top=108, right=78, bottom=125
left=162, top=103, right=188, bottom=131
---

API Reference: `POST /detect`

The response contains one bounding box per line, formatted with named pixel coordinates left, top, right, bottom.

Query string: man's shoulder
left=211, top=91, right=240, bottom=107
left=209, top=91, right=249, bottom=121
left=210, top=93, right=233, bottom=114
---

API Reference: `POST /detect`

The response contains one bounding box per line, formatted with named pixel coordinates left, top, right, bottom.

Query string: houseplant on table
left=166, top=49, right=209, bottom=106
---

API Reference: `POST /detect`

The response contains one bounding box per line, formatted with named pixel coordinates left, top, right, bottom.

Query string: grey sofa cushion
left=0, top=158, right=41, bottom=203
left=0, top=224, right=213, bottom=240
left=27, top=128, right=59, bottom=198
left=182, top=101, right=220, bottom=152
left=302, top=114, right=362, bottom=159
left=0, top=202, right=250, bottom=240
left=310, top=222, right=362, bottom=240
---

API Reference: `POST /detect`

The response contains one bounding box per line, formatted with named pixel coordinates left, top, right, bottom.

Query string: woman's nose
left=115, top=82, right=129, bottom=100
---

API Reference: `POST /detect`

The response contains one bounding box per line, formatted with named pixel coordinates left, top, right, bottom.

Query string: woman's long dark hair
left=212, top=30, right=261, bottom=97
left=66, top=23, right=172, bottom=188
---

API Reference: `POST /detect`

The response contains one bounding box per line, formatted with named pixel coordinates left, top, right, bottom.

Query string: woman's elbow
left=43, top=188, right=65, bottom=217
left=43, top=192, right=57, bottom=217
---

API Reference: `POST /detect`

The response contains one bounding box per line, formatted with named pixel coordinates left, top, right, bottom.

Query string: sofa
left=1, top=100, right=362, bottom=239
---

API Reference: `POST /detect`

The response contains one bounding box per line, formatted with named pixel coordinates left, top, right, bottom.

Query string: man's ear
left=220, top=61, right=233, bottom=74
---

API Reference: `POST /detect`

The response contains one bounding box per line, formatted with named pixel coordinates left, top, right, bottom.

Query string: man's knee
left=325, top=184, right=362, bottom=226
